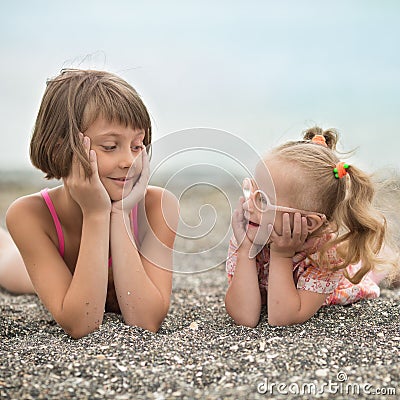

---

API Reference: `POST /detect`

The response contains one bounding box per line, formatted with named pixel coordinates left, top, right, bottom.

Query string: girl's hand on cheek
left=112, top=145, right=149, bottom=215
left=232, top=197, right=262, bottom=258
left=64, top=133, right=111, bottom=216
left=269, top=213, right=308, bottom=259
left=232, top=197, right=250, bottom=248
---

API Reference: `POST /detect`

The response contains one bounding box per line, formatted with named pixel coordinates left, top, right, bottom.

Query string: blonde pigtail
left=331, top=165, right=386, bottom=283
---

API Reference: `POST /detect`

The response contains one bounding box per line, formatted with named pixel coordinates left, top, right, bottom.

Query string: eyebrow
left=98, top=131, right=145, bottom=138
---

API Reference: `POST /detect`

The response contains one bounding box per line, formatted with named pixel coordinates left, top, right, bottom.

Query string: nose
left=118, top=148, right=135, bottom=169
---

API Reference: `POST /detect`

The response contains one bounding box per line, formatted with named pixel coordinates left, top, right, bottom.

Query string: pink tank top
left=40, top=188, right=139, bottom=266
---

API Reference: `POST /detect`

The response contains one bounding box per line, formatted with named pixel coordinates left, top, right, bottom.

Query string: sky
left=1, top=0, right=400, bottom=176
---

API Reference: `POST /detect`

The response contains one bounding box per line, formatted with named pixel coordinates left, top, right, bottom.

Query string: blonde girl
left=0, top=69, right=179, bottom=338
left=225, top=127, right=398, bottom=327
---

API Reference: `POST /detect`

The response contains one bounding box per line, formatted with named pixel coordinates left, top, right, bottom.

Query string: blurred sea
left=0, top=169, right=52, bottom=227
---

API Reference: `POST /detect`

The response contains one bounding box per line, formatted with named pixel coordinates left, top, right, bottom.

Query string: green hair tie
left=333, top=162, right=349, bottom=179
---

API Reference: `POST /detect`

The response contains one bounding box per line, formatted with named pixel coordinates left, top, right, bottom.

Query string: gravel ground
left=1, top=175, right=399, bottom=399
left=1, top=268, right=399, bottom=400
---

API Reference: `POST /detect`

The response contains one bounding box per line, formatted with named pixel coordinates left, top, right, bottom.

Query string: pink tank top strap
left=40, top=189, right=139, bottom=266
left=40, top=188, right=65, bottom=258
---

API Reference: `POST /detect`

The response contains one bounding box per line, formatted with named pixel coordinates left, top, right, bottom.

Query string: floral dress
left=226, top=235, right=380, bottom=306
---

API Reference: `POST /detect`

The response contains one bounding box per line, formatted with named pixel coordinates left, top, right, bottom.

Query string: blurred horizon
left=1, top=0, right=400, bottom=175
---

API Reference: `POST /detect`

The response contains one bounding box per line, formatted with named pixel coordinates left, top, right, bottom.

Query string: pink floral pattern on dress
left=226, top=235, right=380, bottom=306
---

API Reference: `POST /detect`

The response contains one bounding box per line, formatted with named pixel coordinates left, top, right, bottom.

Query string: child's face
left=243, top=157, right=300, bottom=245
left=84, top=117, right=145, bottom=201
left=242, top=160, right=276, bottom=246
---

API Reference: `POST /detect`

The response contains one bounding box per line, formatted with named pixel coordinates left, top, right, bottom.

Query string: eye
left=260, top=195, right=268, bottom=205
left=131, top=145, right=142, bottom=152
left=102, top=145, right=116, bottom=151
left=256, top=192, right=268, bottom=205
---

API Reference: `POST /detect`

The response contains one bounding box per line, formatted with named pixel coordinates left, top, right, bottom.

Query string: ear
left=305, top=214, right=325, bottom=234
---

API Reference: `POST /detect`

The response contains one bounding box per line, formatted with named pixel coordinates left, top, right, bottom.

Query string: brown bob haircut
left=30, top=69, right=152, bottom=179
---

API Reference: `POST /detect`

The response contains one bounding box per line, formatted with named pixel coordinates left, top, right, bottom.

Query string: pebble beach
left=1, top=173, right=399, bottom=399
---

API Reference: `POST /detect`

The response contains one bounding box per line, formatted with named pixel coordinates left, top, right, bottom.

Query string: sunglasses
left=242, top=178, right=326, bottom=219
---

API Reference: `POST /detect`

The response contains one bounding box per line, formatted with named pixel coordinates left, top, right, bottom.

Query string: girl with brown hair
left=0, top=69, right=179, bottom=338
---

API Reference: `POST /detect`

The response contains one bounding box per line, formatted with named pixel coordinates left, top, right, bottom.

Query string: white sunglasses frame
left=242, top=178, right=326, bottom=220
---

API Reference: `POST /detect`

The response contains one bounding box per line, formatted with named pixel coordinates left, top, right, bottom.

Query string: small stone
left=96, top=355, right=106, bottom=360
left=377, top=332, right=384, bottom=338
left=189, top=321, right=199, bottom=330
left=315, top=368, right=329, bottom=377
left=259, top=341, right=266, bottom=351
left=116, top=364, right=127, bottom=372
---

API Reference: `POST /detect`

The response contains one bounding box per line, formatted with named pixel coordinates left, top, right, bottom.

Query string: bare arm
left=224, top=197, right=263, bottom=327
left=224, top=245, right=261, bottom=327
left=267, top=252, right=327, bottom=325
left=6, top=198, right=110, bottom=339
left=267, top=213, right=327, bottom=326
left=7, top=136, right=112, bottom=339
left=111, top=187, right=178, bottom=332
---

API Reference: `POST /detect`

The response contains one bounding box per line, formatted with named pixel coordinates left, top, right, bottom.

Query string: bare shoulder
left=6, top=192, right=49, bottom=232
left=6, top=190, right=59, bottom=250
left=144, top=186, right=179, bottom=211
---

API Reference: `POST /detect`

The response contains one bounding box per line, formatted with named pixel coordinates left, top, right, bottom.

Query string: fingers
left=236, top=196, right=246, bottom=223
left=242, top=178, right=252, bottom=200
left=232, top=205, right=245, bottom=226
left=82, top=133, right=97, bottom=176
left=75, top=132, right=90, bottom=179
left=282, top=213, right=292, bottom=238
left=269, top=213, right=309, bottom=257
left=292, top=213, right=308, bottom=243
left=280, top=213, right=308, bottom=241
left=300, top=215, right=308, bottom=243
left=80, top=133, right=102, bottom=183
left=138, top=145, right=150, bottom=184
left=70, top=152, right=80, bottom=181
left=89, top=149, right=99, bottom=177
left=69, top=133, right=85, bottom=181
left=232, top=213, right=246, bottom=246
left=68, top=133, right=98, bottom=183
left=131, top=146, right=150, bottom=188
left=232, top=201, right=247, bottom=245
left=82, top=133, right=90, bottom=157
left=237, top=195, right=245, bottom=210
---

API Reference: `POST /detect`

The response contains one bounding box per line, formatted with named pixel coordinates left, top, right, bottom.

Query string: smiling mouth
left=248, top=221, right=260, bottom=227
left=109, top=177, right=134, bottom=182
